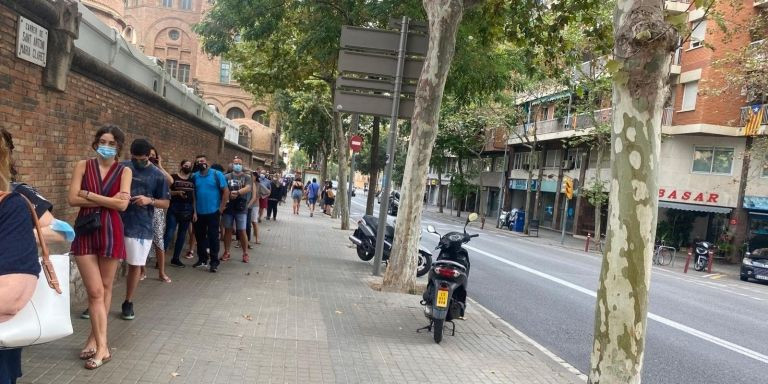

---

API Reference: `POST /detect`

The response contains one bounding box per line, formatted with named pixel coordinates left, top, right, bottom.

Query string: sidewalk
left=421, top=205, right=743, bottom=281
left=19, top=209, right=583, bottom=384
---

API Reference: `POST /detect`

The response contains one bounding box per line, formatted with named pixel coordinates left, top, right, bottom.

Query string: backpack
left=326, top=188, right=335, bottom=199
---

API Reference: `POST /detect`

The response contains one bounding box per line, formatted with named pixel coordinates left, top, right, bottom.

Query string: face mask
left=149, top=157, right=158, bottom=165
left=132, top=158, right=150, bottom=168
left=233, top=164, right=243, bottom=173
left=97, top=145, right=117, bottom=159
left=181, top=166, right=191, bottom=174
left=199, top=163, right=208, bottom=171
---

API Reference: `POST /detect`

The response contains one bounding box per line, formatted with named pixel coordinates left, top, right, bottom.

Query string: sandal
left=221, top=252, right=231, bottom=262
left=140, top=273, right=146, bottom=281
left=79, top=348, right=96, bottom=360
left=84, top=354, right=112, bottom=370
left=184, top=251, right=194, bottom=259
left=242, top=253, right=249, bottom=263
left=159, top=275, right=172, bottom=283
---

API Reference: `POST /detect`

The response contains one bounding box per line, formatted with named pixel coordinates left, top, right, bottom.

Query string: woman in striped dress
left=68, top=125, right=132, bottom=370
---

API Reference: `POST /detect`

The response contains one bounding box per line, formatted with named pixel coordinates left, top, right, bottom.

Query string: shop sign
left=658, top=188, right=720, bottom=204
left=509, top=179, right=537, bottom=191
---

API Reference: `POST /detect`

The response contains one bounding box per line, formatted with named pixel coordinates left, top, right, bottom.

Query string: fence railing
left=513, top=106, right=675, bottom=137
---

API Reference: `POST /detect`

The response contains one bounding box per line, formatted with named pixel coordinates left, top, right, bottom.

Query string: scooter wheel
left=356, top=246, right=374, bottom=261
left=433, top=319, right=444, bottom=343
left=416, top=252, right=432, bottom=277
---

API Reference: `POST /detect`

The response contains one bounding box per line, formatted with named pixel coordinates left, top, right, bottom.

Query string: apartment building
left=503, top=0, right=768, bottom=252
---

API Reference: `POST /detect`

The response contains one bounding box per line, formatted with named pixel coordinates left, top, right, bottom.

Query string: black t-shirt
left=11, top=183, right=53, bottom=218
left=170, top=174, right=195, bottom=206
left=0, top=193, right=40, bottom=277
left=225, top=173, right=251, bottom=213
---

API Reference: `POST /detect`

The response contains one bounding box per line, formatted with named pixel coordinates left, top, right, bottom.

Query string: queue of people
left=0, top=123, right=291, bottom=381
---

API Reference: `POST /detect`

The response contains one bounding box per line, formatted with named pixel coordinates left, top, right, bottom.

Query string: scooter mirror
left=427, top=225, right=436, bottom=233
left=468, top=213, right=479, bottom=222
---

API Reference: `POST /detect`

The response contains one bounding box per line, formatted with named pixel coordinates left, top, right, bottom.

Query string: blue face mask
left=233, top=164, right=243, bottom=173
left=50, top=219, right=75, bottom=242
left=96, top=145, right=117, bottom=159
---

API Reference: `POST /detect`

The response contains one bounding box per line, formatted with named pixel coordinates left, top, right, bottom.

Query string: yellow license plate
left=436, top=290, right=449, bottom=308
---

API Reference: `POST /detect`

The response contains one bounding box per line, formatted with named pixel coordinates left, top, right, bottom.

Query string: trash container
left=514, top=211, right=526, bottom=232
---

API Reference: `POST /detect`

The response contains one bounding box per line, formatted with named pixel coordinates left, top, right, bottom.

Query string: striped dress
left=70, top=158, right=127, bottom=260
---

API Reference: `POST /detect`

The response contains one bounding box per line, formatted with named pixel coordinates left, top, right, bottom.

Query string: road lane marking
left=465, top=244, right=768, bottom=365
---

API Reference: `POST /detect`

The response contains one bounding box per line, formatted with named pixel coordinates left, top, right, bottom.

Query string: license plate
left=436, top=290, right=449, bottom=308
left=756, top=275, right=768, bottom=281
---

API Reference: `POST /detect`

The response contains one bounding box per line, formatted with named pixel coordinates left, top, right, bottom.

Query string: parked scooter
left=348, top=215, right=432, bottom=277
left=693, top=241, right=714, bottom=271
left=418, top=213, right=479, bottom=343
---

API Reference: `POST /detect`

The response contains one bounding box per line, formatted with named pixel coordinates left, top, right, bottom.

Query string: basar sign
left=658, top=188, right=720, bottom=204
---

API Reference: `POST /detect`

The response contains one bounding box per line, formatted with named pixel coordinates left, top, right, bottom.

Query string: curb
left=468, top=297, right=589, bottom=382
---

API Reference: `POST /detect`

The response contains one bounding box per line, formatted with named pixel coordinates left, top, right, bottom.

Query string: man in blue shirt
left=120, top=139, right=170, bottom=320
left=191, top=154, right=227, bottom=272
left=307, top=178, right=320, bottom=217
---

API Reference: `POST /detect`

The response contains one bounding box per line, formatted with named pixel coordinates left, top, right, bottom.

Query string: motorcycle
left=348, top=215, right=432, bottom=277
left=693, top=241, right=714, bottom=271
left=418, top=212, right=479, bottom=343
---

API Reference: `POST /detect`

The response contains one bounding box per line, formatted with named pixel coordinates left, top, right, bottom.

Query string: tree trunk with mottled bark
left=365, top=117, right=381, bottom=215
left=382, top=0, right=467, bottom=293
left=594, top=144, right=605, bottom=238
left=588, top=1, right=676, bottom=382
left=332, top=112, right=349, bottom=229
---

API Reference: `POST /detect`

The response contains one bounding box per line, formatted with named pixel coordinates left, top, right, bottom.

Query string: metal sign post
left=372, top=16, right=409, bottom=276
left=561, top=198, right=569, bottom=245
left=348, top=114, right=360, bottom=206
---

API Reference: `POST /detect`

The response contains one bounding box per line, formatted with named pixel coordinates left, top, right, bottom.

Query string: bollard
left=684, top=251, right=692, bottom=273
left=585, top=233, right=591, bottom=252
left=707, top=250, right=714, bottom=273
left=481, top=217, right=485, bottom=230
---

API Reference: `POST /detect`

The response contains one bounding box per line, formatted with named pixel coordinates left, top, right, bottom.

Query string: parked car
left=741, top=248, right=768, bottom=282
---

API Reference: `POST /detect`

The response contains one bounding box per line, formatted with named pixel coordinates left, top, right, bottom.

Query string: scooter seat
left=363, top=215, right=395, bottom=239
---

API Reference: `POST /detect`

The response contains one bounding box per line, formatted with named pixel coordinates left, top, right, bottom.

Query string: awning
left=658, top=201, right=732, bottom=214
left=530, top=90, right=571, bottom=106
left=744, top=196, right=768, bottom=212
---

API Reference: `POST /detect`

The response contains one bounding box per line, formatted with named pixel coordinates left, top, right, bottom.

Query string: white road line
left=465, top=244, right=768, bottom=365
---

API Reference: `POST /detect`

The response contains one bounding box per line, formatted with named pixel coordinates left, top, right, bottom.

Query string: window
left=168, top=29, right=180, bottom=41
left=545, top=149, right=561, bottom=168
left=165, top=59, right=178, bottom=79
left=566, top=148, right=583, bottom=170
left=180, top=0, right=191, bottom=9
left=681, top=81, right=698, bottom=111
left=252, top=110, right=269, bottom=126
left=220, top=61, right=230, bottom=84
left=692, top=147, right=734, bottom=174
left=162, top=0, right=172, bottom=7
left=512, top=152, right=531, bottom=170
left=238, top=126, right=251, bottom=147
left=227, top=107, right=245, bottom=120
left=178, top=64, right=190, bottom=83
left=690, top=19, right=707, bottom=49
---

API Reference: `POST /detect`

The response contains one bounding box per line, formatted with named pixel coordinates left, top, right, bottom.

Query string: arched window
left=227, top=107, right=245, bottom=120
left=238, top=126, right=251, bottom=147
left=252, top=110, right=269, bottom=126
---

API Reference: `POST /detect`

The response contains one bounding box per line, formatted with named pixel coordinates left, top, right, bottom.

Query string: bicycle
left=653, top=241, right=676, bottom=266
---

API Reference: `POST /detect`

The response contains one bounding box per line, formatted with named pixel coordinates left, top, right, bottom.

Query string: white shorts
left=125, top=237, right=153, bottom=266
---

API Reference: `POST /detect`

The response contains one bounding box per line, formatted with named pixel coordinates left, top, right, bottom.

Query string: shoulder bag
left=0, top=193, right=73, bottom=348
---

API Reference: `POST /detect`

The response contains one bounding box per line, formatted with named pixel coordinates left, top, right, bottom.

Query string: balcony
left=756, top=0, right=768, bottom=8
left=512, top=107, right=675, bottom=141
left=670, top=47, right=682, bottom=75
left=739, top=104, right=768, bottom=126
left=665, top=0, right=691, bottom=13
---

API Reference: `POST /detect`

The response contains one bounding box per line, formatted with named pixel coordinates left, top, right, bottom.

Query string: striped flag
left=744, top=104, right=764, bottom=136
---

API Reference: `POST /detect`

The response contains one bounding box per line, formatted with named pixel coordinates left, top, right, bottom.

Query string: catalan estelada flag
left=744, top=104, right=764, bottom=136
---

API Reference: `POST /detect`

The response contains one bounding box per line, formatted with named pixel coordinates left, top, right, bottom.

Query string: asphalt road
left=349, top=193, right=768, bottom=384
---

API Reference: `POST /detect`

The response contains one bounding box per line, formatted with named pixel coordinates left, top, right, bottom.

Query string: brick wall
left=0, top=2, right=249, bottom=222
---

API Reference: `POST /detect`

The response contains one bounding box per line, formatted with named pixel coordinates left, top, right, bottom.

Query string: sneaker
left=192, top=261, right=208, bottom=269
left=80, top=309, right=90, bottom=319
left=209, top=266, right=218, bottom=273
left=234, top=243, right=240, bottom=249
left=170, top=259, right=185, bottom=268
left=121, top=301, right=135, bottom=320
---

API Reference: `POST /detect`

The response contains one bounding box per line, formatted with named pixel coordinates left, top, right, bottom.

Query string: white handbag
left=0, top=193, right=73, bottom=348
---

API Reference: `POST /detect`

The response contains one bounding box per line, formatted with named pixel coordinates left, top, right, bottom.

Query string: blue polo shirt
left=191, top=169, right=227, bottom=215
left=307, top=182, right=320, bottom=199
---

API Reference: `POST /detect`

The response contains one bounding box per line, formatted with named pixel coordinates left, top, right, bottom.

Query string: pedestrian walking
left=267, top=174, right=283, bottom=220
left=119, top=139, right=170, bottom=321
left=164, top=160, right=195, bottom=268
left=306, top=178, right=320, bottom=217
left=190, top=155, right=227, bottom=272
left=68, top=125, right=132, bottom=369
left=291, top=177, right=304, bottom=215
left=146, top=147, right=173, bottom=283
left=323, top=181, right=335, bottom=215
left=221, top=156, right=252, bottom=263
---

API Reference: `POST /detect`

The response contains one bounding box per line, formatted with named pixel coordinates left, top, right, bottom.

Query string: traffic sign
left=564, top=177, right=574, bottom=200
left=350, top=135, right=363, bottom=152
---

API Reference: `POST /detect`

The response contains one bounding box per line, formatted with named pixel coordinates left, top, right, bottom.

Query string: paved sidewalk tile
left=20, top=208, right=583, bottom=384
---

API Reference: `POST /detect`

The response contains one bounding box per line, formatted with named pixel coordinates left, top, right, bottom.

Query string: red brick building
left=83, top=0, right=280, bottom=169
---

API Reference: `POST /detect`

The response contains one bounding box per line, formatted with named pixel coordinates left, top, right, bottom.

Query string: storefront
left=508, top=178, right=574, bottom=231
left=744, top=196, right=768, bottom=251
left=656, top=187, right=734, bottom=249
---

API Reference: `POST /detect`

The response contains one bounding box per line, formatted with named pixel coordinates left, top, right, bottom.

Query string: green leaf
left=605, top=59, right=624, bottom=75
left=666, top=13, right=689, bottom=29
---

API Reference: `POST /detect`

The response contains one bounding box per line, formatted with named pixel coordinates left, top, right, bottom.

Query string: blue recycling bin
left=514, top=211, right=526, bottom=232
